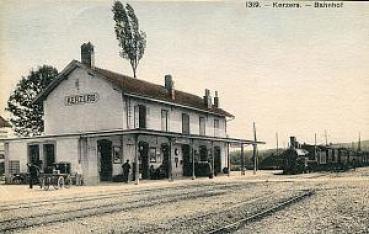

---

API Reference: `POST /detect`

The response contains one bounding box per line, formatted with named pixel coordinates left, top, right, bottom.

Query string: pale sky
left=0, top=0, right=368, bottom=149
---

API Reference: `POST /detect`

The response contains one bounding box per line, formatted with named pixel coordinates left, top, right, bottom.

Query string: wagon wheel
left=56, top=176, right=65, bottom=189
left=11, top=176, right=21, bottom=185
left=43, top=176, right=51, bottom=191
left=38, top=176, right=44, bottom=189
left=64, top=175, right=71, bottom=189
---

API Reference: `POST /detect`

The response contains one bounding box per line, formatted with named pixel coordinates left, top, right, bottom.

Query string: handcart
left=40, top=162, right=72, bottom=190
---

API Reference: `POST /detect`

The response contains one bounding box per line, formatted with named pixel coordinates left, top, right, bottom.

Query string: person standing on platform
left=75, top=161, right=83, bottom=186
left=122, top=160, right=131, bottom=183
left=26, top=162, right=40, bottom=189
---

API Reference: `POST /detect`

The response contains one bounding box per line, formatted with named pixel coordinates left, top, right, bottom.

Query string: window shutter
left=127, top=100, right=133, bottom=129
left=161, top=110, right=165, bottom=131
left=134, top=105, right=139, bottom=129
left=167, top=111, right=170, bottom=132
left=146, top=106, right=150, bottom=129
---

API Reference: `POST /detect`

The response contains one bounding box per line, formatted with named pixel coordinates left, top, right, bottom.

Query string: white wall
left=6, top=140, right=28, bottom=177
left=56, top=138, right=80, bottom=171
left=4, top=136, right=80, bottom=181
left=44, top=67, right=125, bottom=135
left=128, top=99, right=227, bottom=137
left=42, top=66, right=227, bottom=138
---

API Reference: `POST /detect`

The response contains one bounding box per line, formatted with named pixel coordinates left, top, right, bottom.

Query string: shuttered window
left=134, top=105, right=147, bottom=129
left=214, top=119, right=220, bottom=137
left=161, top=110, right=169, bottom=132
left=199, top=117, right=206, bottom=135
left=182, top=113, right=190, bottom=134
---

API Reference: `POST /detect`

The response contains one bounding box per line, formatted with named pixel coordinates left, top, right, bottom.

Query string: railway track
left=0, top=181, right=273, bottom=232
left=0, top=181, right=250, bottom=212
left=0, top=182, right=265, bottom=221
left=126, top=189, right=314, bottom=234
left=0, top=181, right=305, bottom=233
left=206, top=190, right=315, bottom=234
left=0, top=188, right=226, bottom=232
left=0, top=183, right=249, bottom=224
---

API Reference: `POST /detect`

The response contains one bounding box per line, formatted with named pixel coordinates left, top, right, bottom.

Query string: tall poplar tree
left=6, top=65, right=58, bottom=137
left=112, top=1, right=146, bottom=78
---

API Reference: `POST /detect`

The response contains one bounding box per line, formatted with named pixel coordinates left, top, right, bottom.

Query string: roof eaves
left=33, top=60, right=80, bottom=104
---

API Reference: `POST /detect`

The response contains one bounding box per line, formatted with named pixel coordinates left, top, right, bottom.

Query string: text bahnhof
left=272, top=2, right=343, bottom=8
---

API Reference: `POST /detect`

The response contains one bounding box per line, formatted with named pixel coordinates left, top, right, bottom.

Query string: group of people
left=121, top=160, right=168, bottom=182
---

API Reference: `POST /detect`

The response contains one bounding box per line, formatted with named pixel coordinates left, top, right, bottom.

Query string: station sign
left=65, top=93, right=99, bottom=106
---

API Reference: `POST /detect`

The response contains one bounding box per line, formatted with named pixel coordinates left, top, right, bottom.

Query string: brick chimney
left=203, top=89, right=212, bottom=108
left=213, top=91, right=219, bottom=108
left=81, top=42, right=95, bottom=68
left=165, top=75, right=175, bottom=100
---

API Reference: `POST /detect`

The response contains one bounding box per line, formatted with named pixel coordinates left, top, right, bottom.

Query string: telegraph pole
left=276, top=132, right=279, bottom=156
left=314, top=133, right=317, bottom=161
left=253, top=122, right=257, bottom=175
left=325, top=130, right=328, bottom=146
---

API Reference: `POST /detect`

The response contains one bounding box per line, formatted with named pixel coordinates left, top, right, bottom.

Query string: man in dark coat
left=26, top=163, right=40, bottom=189
left=122, top=160, right=131, bottom=183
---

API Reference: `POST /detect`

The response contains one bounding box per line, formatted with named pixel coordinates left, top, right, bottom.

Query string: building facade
left=0, top=116, right=11, bottom=176
left=2, top=43, right=261, bottom=185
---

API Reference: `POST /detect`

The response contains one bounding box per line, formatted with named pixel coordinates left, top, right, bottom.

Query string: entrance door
left=182, top=145, right=191, bottom=176
left=161, top=143, right=170, bottom=178
left=214, top=146, right=221, bottom=175
left=43, top=144, right=55, bottom=173
left=197, top=145, right=209, bottom=176
left=139, top=141, right=149, bottom=179
left=28, top=145, right=40, bottom=165
left=98, top=140, right=112, bottom=181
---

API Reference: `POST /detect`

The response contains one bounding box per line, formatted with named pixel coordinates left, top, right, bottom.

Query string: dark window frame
left=182, top=113, right=190, bottom=134
left=135, top=105, right=147, bottom=129
left=43, top=143, right=56, bottom=170
left=28, top=144, right=40, bottom=165
left=199, top=116, right=206, bottom=136
left=161, top=109, right=169, bottom=132
left=214, top=118, right=220, bottom=136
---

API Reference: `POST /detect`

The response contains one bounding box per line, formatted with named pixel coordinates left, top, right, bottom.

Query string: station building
left=2, top=43, right=262, bottom=185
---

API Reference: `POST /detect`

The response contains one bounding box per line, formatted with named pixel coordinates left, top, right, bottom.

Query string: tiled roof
left=93, top=67, right=234, bottom=117
left=34, top=60, right=234, bottom=117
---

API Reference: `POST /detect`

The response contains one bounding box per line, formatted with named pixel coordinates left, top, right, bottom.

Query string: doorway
left=182, top=144, right=191, bottom=176
left=98, top=139, right=113, bottom=181
left=161, top=143, right=170, bottom=178
left=28, top=144, right=41, bottom=170
left=138, top=141, right=149, bottom=179
left=214, top=146, right=221, bottom=175
left=196, top=145, right=209, bottom=176
left=43, top=144, right=55, bottom=173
